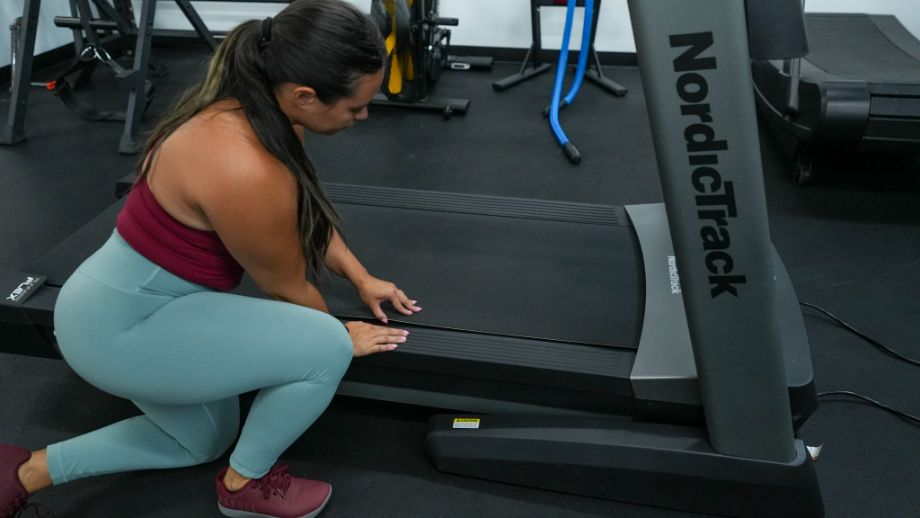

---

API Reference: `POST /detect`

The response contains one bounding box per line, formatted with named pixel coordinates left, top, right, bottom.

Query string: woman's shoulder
left=166, top=101, right=294, bottom=189
left=178, top=101, right=264, bottom=163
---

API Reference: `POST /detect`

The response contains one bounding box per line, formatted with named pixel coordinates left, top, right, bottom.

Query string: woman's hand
left=356, top=276, right=421, bottom=324
left=345, top=321, right=409, bottom=357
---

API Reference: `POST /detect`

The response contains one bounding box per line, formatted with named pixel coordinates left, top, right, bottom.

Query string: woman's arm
left=324, top=229, right=370, bottom=287
left=192, top=138, right=330, bottom=312
left=325, top=228, right=421, bottom=322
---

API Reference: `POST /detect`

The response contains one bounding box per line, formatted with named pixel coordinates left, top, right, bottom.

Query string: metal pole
left=10, top=18, right=22, bottom=93
left=118, top=0, right=156, bottom=154
left=1, top=0, right=41, bottom=145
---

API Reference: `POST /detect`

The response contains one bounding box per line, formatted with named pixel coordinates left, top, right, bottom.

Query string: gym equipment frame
left=0, top=0, right=216, bottom=155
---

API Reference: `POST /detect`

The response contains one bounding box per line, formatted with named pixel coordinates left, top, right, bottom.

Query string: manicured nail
left=388, top=344, right=399, bottom=350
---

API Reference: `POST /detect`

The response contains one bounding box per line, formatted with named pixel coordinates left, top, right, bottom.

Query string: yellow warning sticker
left=452, top=418, right=481, bottom=429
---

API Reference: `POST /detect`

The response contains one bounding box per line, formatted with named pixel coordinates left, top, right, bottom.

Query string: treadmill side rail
left=625, top=203, right=698, bottom=406
left=0, top=269, right=60, bottom=359
left=626, top=204, right=818, bottom=428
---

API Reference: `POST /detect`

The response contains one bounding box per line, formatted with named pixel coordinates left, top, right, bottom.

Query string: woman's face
left=290, top=69, right=384, bottom=136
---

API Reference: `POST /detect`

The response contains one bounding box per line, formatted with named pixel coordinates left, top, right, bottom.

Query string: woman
left=0, top=1, right=418, bottom=517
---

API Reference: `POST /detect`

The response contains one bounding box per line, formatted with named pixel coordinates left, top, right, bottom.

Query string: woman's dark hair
left=139, top=0, right=385, bottom=282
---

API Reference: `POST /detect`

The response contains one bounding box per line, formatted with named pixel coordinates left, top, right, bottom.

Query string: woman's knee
left=185, top=422, right=238, bottom=463
left=301, top=310, right=353, bottom=377
left=172, top=402, right=240, bottom=464
left=314, top=314, right=353, bottom=379
left=203, top=425, right=239, bottom=462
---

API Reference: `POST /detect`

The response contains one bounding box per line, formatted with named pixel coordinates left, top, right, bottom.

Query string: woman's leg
left=122, top=291, right=353, bottom=480
left=49, top=286, right=353, bottom=486
left=46, top=398, right=239, bottom=485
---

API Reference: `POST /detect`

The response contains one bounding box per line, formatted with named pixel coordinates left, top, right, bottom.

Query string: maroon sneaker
left=216, top=463, right=331, bottom=518
left=0, top=445, right=32, bottom=518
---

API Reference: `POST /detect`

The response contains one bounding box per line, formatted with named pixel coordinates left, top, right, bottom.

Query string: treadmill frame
left=427, top=0, right=824, bottom=515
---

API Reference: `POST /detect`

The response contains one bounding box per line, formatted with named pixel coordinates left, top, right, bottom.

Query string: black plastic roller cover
left=745, top=0, right=809, bottom=60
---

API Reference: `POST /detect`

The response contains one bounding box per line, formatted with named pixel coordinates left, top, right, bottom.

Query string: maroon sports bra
left=116, top=178, right=244, bottom=291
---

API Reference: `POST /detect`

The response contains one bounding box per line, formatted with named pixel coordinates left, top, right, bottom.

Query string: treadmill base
left=427, top=414, right=823, bottom=517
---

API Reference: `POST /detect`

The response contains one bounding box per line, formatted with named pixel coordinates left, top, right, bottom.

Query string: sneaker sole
left=217, top=487, right=332, bottom=518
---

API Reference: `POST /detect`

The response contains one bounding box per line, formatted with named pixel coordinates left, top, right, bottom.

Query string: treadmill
left=753, top=13, right=920, bottom=184
left=2, top=181, right=817, bottom=426
left=1, top=0, right=825, bottom=516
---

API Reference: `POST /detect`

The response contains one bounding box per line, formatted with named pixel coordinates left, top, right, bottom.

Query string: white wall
left=437, top=0, right=920, bottom=53
left=2, top=0, right=74, bottom=70
left=3, top=0, right=920, bottom=69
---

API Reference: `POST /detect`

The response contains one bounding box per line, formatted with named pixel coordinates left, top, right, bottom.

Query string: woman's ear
left=292, top=85, right=319, bottom=108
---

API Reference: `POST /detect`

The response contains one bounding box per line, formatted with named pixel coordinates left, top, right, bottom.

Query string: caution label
left=452, top=418, right=481, bottom=429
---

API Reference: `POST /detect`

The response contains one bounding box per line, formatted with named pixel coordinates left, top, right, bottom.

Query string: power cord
left=801, top=301, right=919, bottom=428
left=817, top=391, right=920, bottom=427
left=800, top=301, right=920, bottom=367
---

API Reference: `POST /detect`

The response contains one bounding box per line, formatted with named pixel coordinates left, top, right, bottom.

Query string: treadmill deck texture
left=803, top=14, right=920, bottom=84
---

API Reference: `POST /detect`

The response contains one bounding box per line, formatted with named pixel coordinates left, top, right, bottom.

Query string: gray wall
left=3, top=0, right=920, bottom=69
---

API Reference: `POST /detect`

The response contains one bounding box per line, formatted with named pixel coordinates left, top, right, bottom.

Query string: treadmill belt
left=32, top=185, right=642, bottom=348
left=317, top=186, right=642, bottom=348
left=804, top=14, right=920, bottom=84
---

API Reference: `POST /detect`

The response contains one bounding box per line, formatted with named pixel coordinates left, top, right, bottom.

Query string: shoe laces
left=257, top=464, right=292, bottom=500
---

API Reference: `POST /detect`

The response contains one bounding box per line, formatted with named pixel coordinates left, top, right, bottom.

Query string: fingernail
left=403, top=330, right=410, bottom=335
left=388, top=344, right=399, bottom=350
left=398, top=336, right=407, bottom=342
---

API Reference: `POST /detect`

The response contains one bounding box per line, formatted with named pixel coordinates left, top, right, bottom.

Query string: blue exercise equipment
left=493, top=0, right=627, bottom=164
left=548, top=0, right=595, bottom=164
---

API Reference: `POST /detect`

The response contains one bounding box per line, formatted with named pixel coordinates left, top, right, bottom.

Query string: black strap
left=51, top=45, right=154, bottom=122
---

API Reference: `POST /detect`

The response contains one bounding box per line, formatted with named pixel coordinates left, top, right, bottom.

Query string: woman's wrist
left=349, top=269, right=372, bottom=290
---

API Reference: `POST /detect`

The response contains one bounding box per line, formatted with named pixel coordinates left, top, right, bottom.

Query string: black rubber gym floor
left=2, top=43, right=919, bottom=517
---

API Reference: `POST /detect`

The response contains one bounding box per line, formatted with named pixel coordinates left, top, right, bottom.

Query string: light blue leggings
left=48, top=231, right=352, bottom=485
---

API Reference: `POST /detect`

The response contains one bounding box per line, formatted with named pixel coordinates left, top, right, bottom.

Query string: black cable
left=818, top=390, right=920, bottom=427
left=800, top=301, right=920, bottom=367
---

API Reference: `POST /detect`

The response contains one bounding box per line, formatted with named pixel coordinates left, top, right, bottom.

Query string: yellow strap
left=383, top=0, right=415, bottom=94
left=387, top=15, right=403, bottom=94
